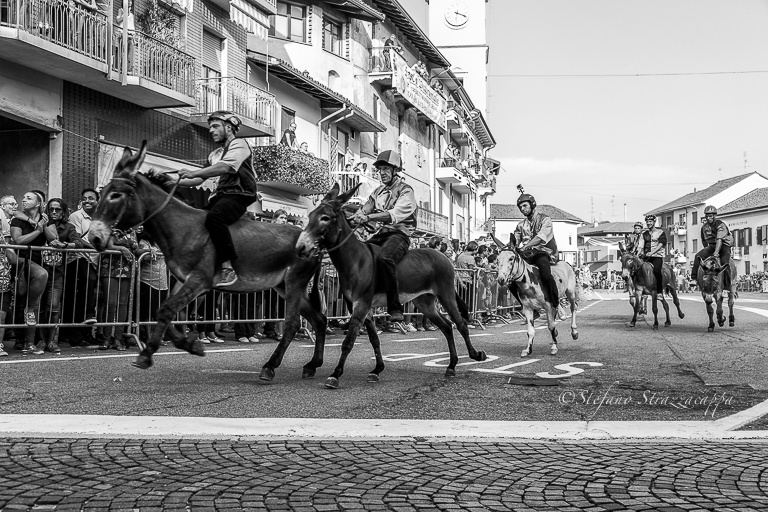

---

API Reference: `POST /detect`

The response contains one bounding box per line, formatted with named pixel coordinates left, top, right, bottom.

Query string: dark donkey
left=696, top=255, right=737, bottom=332
left=618, top=249, right=684, bottom=329
left=295, top=184, right=488, bottom=389
left=88, top=142, right=328, bottom=379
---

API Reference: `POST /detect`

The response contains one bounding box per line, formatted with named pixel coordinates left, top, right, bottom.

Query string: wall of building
left=721, top=210, right=768, bottom=275
left=494, top=219, right=580, bottom=260
left=0, top=60, right=63, bottom=131
left=0, top=118, right=51, bottom=201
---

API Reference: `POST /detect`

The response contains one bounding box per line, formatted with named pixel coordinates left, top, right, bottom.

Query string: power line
left=489, top=70, right=768, bottom=78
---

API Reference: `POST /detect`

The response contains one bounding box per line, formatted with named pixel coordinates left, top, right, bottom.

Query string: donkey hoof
left=444, top=368, right=456, bottom=378
left=718, top=319, right=725, bottom=327
left=476, top=351, right=488, bottom=362
left=132, top=355, right=153, bottom=369
left=665, top=321, right=671, bottom=327
left=572, top=331, right=579, bottom=340
left=707, top=326, right=715, bottom=333
left=189, top=338, right=206, bottom=357
left=627, top=322, right=636, bottom=328
left=259, top=367, right=275, bottom=381
left=520, top=349, right=531, bottom=358
left=325, top=377, right=340, bottom=389
left=679, top=312, right=685, bottom=319
left=729, top=320, right=735, bottom=327
left=302, top=367, right=316, bottom=379
left=653, top=324, right=659, bottom=331
left=367, top=373, right=380, bottom=383
left=550, top=346, right=558, bottom=356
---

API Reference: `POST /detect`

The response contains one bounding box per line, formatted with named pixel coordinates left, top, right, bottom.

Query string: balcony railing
left=1, top=0, right=108, bottom=62
left=331, top=171, right=382, bottom=200
left=369, top=47, right=447, bottom=128
left=194, top=76, right=276, bottom=129
left=112, top=27, right=196, bottom=97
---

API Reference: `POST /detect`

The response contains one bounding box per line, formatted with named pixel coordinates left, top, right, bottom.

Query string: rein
left=508, top=251, right=527, bottom=282
left=109, top=172, right=180, bottom=238
left=318, top=205, right=374, bottom=254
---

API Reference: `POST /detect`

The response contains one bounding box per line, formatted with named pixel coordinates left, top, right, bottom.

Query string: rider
left=351, top=150, right=417, bottom=323
left=640, top=214, right=667, bottom=294
left=513, top=188, right=561, bottom=312
left=625, top=221, right=644, bottom=255
left=173, top=111, right=257, bottom=287
left=691, top=205, right=733, bottom=279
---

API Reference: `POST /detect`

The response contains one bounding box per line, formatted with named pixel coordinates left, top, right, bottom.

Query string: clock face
left=444, top=0, right=469, bottom=28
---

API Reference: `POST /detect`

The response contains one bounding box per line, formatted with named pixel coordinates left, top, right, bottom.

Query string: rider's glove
left=147, top=168, right=176, bottom=193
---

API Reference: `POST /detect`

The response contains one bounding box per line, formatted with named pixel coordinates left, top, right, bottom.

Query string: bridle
left=108, top=171, right=180, bottom=238
left=311, top=202, right=374, bottom=254
left=500, top=247, right=526, bottom=283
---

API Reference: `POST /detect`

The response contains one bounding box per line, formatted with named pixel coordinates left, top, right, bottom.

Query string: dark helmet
left=644, top=214, right=656, bottom=223
left=517, top=193, right=536, bottom=209
left=633, top=221, right=643, bottom=229
left=207, top=110, right=242, bottom=133
left=704, top=205, right=717, bottom=215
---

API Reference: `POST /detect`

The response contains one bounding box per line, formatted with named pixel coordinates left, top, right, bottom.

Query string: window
left=271, top=1, right=307, bottom=43
left=568, top=235, right=572, bottom=245
left=745, top=261, right=751, bottom=275
left=372, top=94, right=380, bottom=154
left=665, top=215, right=672, bottom=227
left=678, top=213, right=686, bottom=225
left=323, top=17, right=344, bottom=56
left=692, top=239, right=698, bottom=252
left=692, top=212, right=698, bottom=225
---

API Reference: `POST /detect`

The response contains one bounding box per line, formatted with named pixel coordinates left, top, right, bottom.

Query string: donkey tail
left=310, top=263, right=323, bottom=313
left=456, top=292, right=470, bottom=321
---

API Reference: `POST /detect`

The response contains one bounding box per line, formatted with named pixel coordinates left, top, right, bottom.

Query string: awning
left=248, top=53, right=386, bottom=133
left=370, top=0, right=450, bottom=67
left=259, top=186, right=308, bottom=218
left=230, top=0, right=269, bottom=39
left=589, top=261, right=618, bottom=273
left=322, top=0, right=385, bottom=22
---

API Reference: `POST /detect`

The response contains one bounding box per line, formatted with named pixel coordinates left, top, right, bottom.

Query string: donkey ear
left=132, top=140, right=148, bottom=175
left=490, top=233, right=506, bottom=250
left=508, top=232, right=517, bottom=248
left=114, top=147, right=134, bottom=176
left=336, top=183, right=361, bottom=206
left=324, top=182, right=341, bottom=202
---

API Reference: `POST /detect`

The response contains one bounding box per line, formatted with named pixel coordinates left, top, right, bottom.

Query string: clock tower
left=428, top=0, right=489, bottom=115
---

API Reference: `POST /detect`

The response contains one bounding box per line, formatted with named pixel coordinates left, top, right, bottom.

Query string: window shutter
left=757, top=226, right=762, bottom=246
left=748, top=228, right=753, bottom=246
left=202, top=31, right=222, bottom=72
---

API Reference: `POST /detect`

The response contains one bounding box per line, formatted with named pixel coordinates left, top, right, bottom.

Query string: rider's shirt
left=513, top=210, right=559, bottom=259
left=625, top=233, right=643, bottom=254
left=207, top=138, right=257, bottom=201
left=700, top=219, right=733, bottom=247
left=641, top=227, right=667, bottom=258
left=363, top=175, right=417, bottom=236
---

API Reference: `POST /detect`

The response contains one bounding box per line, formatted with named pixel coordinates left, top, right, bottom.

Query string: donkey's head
left=296, top=183, right=360, bottom=258
left=88, top=141, right=148, bottom=251
left=492, top=233, right=525, bottom=286
left=697, top=255, right=728, bottom=303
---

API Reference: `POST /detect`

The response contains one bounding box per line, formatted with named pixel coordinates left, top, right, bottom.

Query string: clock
left=444, top=0, right=469, bottom=28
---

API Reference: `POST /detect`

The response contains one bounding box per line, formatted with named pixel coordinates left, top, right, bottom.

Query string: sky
left=486, top=0, right=768, bottom=223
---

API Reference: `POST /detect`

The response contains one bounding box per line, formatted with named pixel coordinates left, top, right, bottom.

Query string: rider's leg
left=370, top=231, right=410, bottom=323
left=530, top=252, right=559, bottom=309
left=204, top=195, right=251, bottom=285
left=649, top=257, right=664, bottom=293
left=691, top=246, right=713, bottom=278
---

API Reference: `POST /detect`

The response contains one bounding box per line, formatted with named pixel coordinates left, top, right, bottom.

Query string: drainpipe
left=317, top=105, right=350, bottom=160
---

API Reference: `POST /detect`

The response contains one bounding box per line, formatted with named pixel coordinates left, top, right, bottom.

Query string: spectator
left=98, top=231, right=136, bottom=350
left=40, top=198, right=82, bottom=354
left=10, top=191, right=49, bottom=353
left=193, top=291, right=223, bottom=344
left=298, top=141, right=310, bottom=154
left=135, top=227, right=169, bottom=344
left=0, top=195, right=17, bottom=240
left=455, top=241, right=479, bottom=315
left=280, top=122, right=297, bottom=149
left=116, top=0, right=135, bottom=73
left=0, top=244, right=19, bottom=357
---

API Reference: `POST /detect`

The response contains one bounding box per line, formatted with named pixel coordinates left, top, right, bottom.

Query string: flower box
left=252, top=145, right=332, bottom=194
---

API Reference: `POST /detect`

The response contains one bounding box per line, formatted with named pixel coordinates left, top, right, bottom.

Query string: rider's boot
left=217, top=262, right=238, bottom=287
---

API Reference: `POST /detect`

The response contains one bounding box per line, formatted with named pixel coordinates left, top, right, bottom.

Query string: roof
left=646, top=172, right=757, bottom=215
left=718, top=187, right=768, bottom=215
left=247, top=53, right=386, bottom=133
left=370, top=0, right=450, bottom=67
left=322, top=0, right=385, bottom=22
left=577, top=221, right=637, bottom=236
left=490, top=204, right=585, bottom=223
left=583, top=237, right=621, bottom=246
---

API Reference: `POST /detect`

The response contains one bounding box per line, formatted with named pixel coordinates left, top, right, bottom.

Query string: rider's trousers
left=205, top=194, right=253, bottom=264
left=527, top=251, right=560, bottom=308
left=367, top=230, right=410, bottom=315
left=647, top=256, right=664, bottom=294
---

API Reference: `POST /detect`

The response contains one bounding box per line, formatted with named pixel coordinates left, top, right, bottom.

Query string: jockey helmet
left=704, top=205, right=717, bottom=215
left=373, top=150, right=401, bottom=172
left=644, top=214, right=656, bottom=223
left=207, top=110, right=242, bottom=133
left=516, top=193, right=536, bottom=210
left=633, top=221, right=643, bottom=229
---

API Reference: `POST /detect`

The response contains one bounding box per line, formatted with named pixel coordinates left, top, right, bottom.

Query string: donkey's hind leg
left=566, top=288, right=578, bottom=340
left=544, top=301, right=559, bottom=356
left=298, top=294, right=328, bottom=379
left=326, top=298, right=373, bottom=389
left=668, top=284, right=685, bottom=320
left=412, top=295, right=457, bottom=377
left=659, top=293, right=672, bottom=327
left=363, top=312, right=385, bottom=382
left=134, top=274, right=210, bottom=369
left=727, top=284, right=736, bottom=327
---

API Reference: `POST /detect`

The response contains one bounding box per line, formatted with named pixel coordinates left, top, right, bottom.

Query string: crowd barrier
left=0, top=244, right=522, bottom=341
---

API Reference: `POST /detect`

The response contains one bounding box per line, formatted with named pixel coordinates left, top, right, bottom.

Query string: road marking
left=301, top=338, right=440, bottom=347
left=424, top=354, right=500, bottom=368
left=502, top=326, right=549, bottom=334
left=469, top=333, right=493, bottom=337
left=471, top=359, right=541, bottom=374
left=0, top=348, right=255, bottom=365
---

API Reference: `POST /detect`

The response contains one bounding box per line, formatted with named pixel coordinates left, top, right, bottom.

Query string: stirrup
left=216, top=267, right=238, bottom=287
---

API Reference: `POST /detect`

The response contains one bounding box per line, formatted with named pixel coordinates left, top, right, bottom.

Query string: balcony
left=672, top=223, right=687, bottom=236
left=369, top=47, right=447, bottom=129
left=332, top=170, right=382, bottom=201
left=436, top=158, right=463, bottom=185
left=0, top=0, right=196, bottom=107
left=191, top=77, right=277, bottom=138
left=446, top=100, right=466, bottom=130
left=477, top=176, right=496, bottom=197
left=416, top=208, right=450, bottom=238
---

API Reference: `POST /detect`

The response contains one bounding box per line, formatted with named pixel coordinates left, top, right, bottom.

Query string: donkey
left=696, top=255, right=737, bottom=332
left=491, top=234, right=579, bottom=358
left=295, top=184, right=488, bottom=389
left=618, top=250, right=684, bottom=329
left=88, top=142, right=328, bottom=380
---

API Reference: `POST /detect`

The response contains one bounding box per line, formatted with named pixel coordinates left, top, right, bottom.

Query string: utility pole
left=590, top=196, right=595, bottom=224
left=623, top=203, right=627, bottom=222
left=611, top=195, right=615, bottom=220
left=744, top=151, right=748, bottom=171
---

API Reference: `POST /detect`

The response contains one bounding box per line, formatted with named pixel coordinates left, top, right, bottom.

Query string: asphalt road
left=2, top=291, right=768, bottom=425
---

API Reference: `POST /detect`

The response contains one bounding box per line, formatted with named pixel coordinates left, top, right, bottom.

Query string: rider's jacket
left=625, top=233, right=642, bottom=254
left=363, top=175, right=417, bottom=236
left=207, top=137, right=257, bottom=201
left=641, top=227, right=667, bottom=258
left=700, top=219, right=733, bottom=247
left=513, top=210, right=559, bottom=260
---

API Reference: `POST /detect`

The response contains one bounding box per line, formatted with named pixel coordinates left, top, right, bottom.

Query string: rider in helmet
left=640, top=214, right=667, bottom=294
left=512, top=186, right=561, bottom=312
left=691, top=205, right=733, bottom=279
left=171, top=111, right=258, bottom=287
left=625, top=221, right=644, bottom=255
left=351, top=150, right=417, bottom=323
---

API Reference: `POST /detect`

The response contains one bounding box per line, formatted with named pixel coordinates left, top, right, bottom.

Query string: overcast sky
left=486, top=0, right=768, bottom=223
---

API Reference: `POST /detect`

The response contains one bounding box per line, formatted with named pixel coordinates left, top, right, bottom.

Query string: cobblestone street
left=2, top=438, right=768, bottom=511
